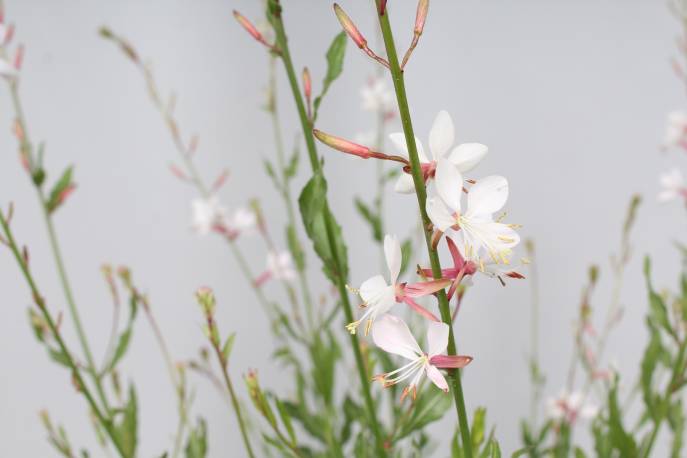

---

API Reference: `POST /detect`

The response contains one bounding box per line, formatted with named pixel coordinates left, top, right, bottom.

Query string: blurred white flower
left=266, top=251, right=296, bottom=281
left=390, top=110, right=487, bottom=193
left=192, top=196, right=227, bottom=235
left=663, top=110, right=687, bottom=151
left=371, top=314, right=472, bottom=401
left=546, top=390, right=598, bottom=424
left=658, top=168, right=687, bottom=203
left=224, top=206, right=257, bottom=234
left=361, top=75, right=395, bottom=114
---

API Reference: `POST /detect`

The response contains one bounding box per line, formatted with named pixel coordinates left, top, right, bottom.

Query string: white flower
left=266, top=251, right=296, bottom=281
left=361, top=76, right=395, bottom=114
left=372, top=314, right=472, bottom=401
left=663, top=110, right=687, bottom=151
left=347, top=234, right=449, bottom=335
left=426, top=167, right=520, bottom=264
left=390, top=110, right=488, bottom=193
left=546, top=390, right=598, bottom=424
left=225, top=206, right=257, bottom=233
left=192, top=196, right=227, bottom=235
left=658, top=168, right=686, bottom=203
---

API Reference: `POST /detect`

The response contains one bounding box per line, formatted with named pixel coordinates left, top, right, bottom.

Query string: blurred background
left=1, top=0, right=685, bottom=456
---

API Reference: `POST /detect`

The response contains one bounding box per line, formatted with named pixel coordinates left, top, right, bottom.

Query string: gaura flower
left=658, top=168, right=687, bottom=203
left=361, top=75, right=395, bottom=115
left=546, top=390, right=598, bottom=425
left=390, top=110, right=487, bottom=193
left=662, top=110, right=687, bottom=151
left=192, top=196, right=227, bottom=235
left=372, top=314, right=473, bottom=400
left=426, top=164, right=520, bottom=265
left=255, top=251, right=296, bottom=286
left=347, top=234, right=450, bottom=335
left=224, top=206, right=257, bottom=235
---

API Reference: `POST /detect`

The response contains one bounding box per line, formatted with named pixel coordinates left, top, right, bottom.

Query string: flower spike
left=333, top=4, right=390, bottom=69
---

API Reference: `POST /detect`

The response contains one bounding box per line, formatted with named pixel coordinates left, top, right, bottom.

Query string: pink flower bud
left=233, top=10, right=264, bottom=44
left=57, top=184, right=76, bottom=206
left=169, top=164, right=187, bottom=181
left=333, top=4, right=367, bottom=49
left=313, top=129, right=372, bottom=158
left=14, top=43, right=23, bottom=70
left=379, top=0, right=388, bottom=15
left=302, top=67, right=311, bottom=101
left=3, top=23, right=15, bottom=46
left=212, top=169, right=230, bottom=192
left=414, top=0, right=429, bottom=35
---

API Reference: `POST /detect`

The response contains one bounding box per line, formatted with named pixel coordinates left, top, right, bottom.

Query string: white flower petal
left=426, top=321, right=449, bottom=358
left=429, top=110, right=455, bottom=159
left=467, top=175, right=509, bottom=216
left=371, top=314, right=422, bottom=361
left=384, top=234, right=402, bottom=285
left=389, top=133, right=428, bottom=163
left=360, top=275, right=391, bottom=303
left=394, top=173, right=416, bottom=193
left=435, top=159, right=463, bottom=213
left=426, top=196, right=456, bottom=232
left=425, top=364, right=449, bottom=392
left=449, top=143, right=488, bottom=173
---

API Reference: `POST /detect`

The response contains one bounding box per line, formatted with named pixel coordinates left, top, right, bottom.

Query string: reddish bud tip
left=233, top=10, right=264, bottom=43
left=302, top=67, right=312, bottom=100
left=379, top=0, right=388, bottom=15
left=333, top=4, right=367, bottom=49
left=14, top=44, right=23, bottom=70
left=414, top=0, right=429, bottom=35
left=57, top=184, right=76, bottom=206
left=313, top=129, right=372, bottom=158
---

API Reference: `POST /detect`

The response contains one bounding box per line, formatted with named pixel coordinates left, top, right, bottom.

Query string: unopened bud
left=196, top=286, right=216, bottom=317
left=414, top=0, right=429, bottom=35
left=333, top=4, right=367, bottom=49
left=302, top=67, right=311, bottom=101
left=233, top=10, right=265, bottom=44
left=3, top=23, right=15, bottom=46
left=57, top=184, right=76, bottom=207
left=211, top=169, right=229, bottom=192
left=169, top=163, right=187, bottom=181
left=14, top=43, right=24, bottom=70
left=313, top=129, right=372, bottom=158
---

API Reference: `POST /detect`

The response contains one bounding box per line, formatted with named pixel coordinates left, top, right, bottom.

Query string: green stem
left=375, top=4, right=473, bottom=457
left=270, top=9, right=387, bottom=456
left=0, top=212, right=126, bottom=458
left=212, top=343, right=256, bottom=458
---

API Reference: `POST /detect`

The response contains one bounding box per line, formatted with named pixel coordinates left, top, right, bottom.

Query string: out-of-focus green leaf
left=471, top=407, right=486, bottom=449
left=607, top=380, right=637, bottom=457
left=46, top=166, right=74, bottom=213
left=285, top=146, right=300, bottom=180
left=221, top=333, right=236, bottom=364
left=184, top=419, right=208, bottom=458
left=313, top=32, right=347, bottom=119
left=286, top=224, right=305, bottom=271
left=354, top=198, right=382, bottom=243
left=275, top=398, right=296, bottom=445
left=640, top=328, right=662, bottom=420
left=115, top=385, right=138, bottom=458
left=48, top=348, right=71, bottom=368
left=399, top=238, right=413, bottom=277
left=396, top=387, right=452, bottom=440
left=668, top=399, right=685, bottom=458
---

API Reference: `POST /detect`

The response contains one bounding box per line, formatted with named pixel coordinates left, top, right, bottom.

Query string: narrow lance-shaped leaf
left=313, top=32, right=347, bottom=119
left=45, top=166, right=75, bottom=214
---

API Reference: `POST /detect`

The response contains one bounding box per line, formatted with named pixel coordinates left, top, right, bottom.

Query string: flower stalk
left=373, top=3, right=474, bottom=456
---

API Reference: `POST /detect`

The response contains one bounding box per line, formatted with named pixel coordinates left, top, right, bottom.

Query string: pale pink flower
left=546, top=390, right=598, bottom=424
left=361, top=75, right=395, bottom=115
left=224, top=206, right=257, bottom=235
left=255, top=251, right=296, bottom=287
left=372, top=314, right=472, bottom=401
left=191, top=196, right=227, bottom=235
left=426, top=167, right=519, bottom=265
left=658, top=168, right=687, bottom=203
left=390, top=110, right=487, bottom=193
left=347, top=234, right=449, bottom=335
left=663, top=110, right=687, bottom=151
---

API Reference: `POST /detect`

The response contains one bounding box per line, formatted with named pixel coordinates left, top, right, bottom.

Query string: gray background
left=1, top=0, right=685, bottom=456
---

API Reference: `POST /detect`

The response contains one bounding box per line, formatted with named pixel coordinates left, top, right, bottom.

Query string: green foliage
left=354, top=197, right=383, bottom=243
left=104, top=291, right=140, bottom=374
left=114, top=385, right=138, bottom=458
left=184, top=419, right=208, bottom=458
left=396, top=387, right=452, bottom=440
left=298, top=174, right=348, bottom=283
left=286, top=224, right=306, bottom=271
left=313, top=32, right=347, bottom=119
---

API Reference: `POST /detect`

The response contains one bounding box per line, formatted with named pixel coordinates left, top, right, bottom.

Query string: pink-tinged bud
left=333, top=4, right=367, bottom=49
left=233, top=10, right=264, bottom=43
left=379, top=0, right=388, bottom=16
left=169, top=163, right=187, bottom=180
left=414, top=0, right=429, bottom=35
left=302, top=67, right=311, bottom=101
left=313, top=129, right=372, bottom=158
left=429, top=354, right=473, bottom=369
left=14, top=43, right=23, bottom=70
left=57, top=184, right=76, bottom=207
left=195, top=286, right=216, bottom=316
left=3, top=23, right=15, bottom=46
left=188, top=133, right=199, bottom=155
left=211, top=169, right=229, bottom=192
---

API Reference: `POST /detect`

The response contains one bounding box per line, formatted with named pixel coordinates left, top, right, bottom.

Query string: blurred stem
left=270, top=8, right=387, bottom=456
left=7, top=80, right=111, bottom=414
left=0, top=212, right=126, bottom=458
left=374, top=4, right=473, bottom=457
left=527, top=241, right=542, bottom=427
left=267, top=57, right=317, bottom=332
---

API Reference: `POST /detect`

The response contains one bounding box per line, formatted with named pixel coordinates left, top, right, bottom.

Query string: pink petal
left=446, top=236, right=466, bottom=270
left=402, top=297, right=440, bottom=322
left=403, top=279, right=450, bottom=297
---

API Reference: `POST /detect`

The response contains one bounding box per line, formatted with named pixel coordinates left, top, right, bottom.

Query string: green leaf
left=313, top=32, right=347, bottom=119
left=286, top=224, right=306, bottom=271
left=354, top=197, right=382, bottom=243
left=607, top=380, right=637, bottom=457
left=285, top=146, right=300, bottom=180
left=640, top=328, right=662, bottom=419
left=471, top=407, right=486, bottom=449
left=184, top=419, right=208, bottom=458
left=221, top=333, right=236, bottom=364
left=115, top=386, right=138, bottom=458
left=668, top=399, right=685, bottom=458
left=283, top=401, right=327, bottom=444
left=48, top=348, right=71, bottom=368
left=46, top=166, right=74, bottom=213
left=298, top=174, right=348, bottom=283
left=107, top=328, right=132, bottom=373
left=396, top=387, right=452, bottom=440
left=573, top=447, right=587, bottom=458
left=644, top=257, right=676, bottom=339
left=275, top=398, right=296, bottom=445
